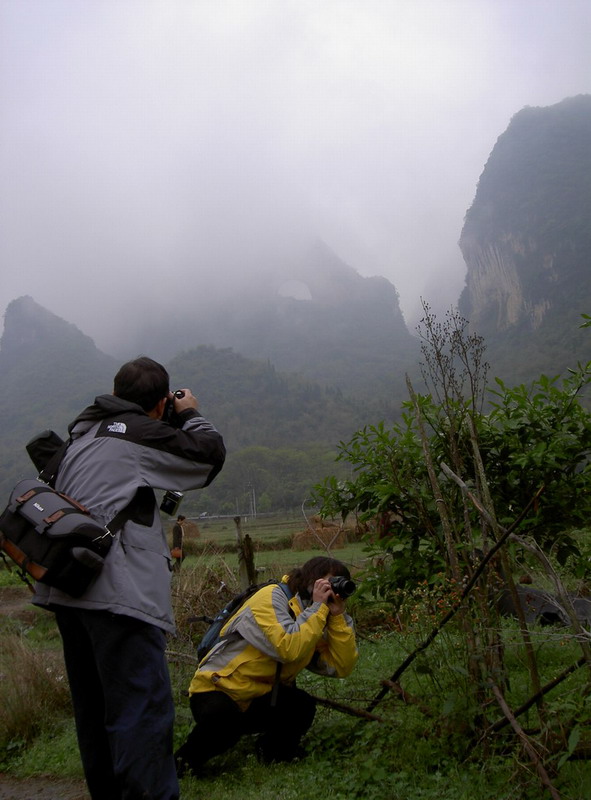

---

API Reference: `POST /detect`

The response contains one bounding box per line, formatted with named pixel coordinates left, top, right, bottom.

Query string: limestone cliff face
left=458, top=95, right=591, bottom=345
left=459, top=235, right=554, bottom=333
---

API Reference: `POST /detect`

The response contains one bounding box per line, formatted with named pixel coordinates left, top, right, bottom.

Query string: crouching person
left=175, top=556, right=358, bottom=773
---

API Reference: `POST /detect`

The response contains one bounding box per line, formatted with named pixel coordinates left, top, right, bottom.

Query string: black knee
left=176, top=692, right=245, bottom=772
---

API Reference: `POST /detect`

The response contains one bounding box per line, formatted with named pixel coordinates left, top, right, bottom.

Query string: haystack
left=291, top=524, right=346, bottom=551
left=183, top=519, right=200, bottom=538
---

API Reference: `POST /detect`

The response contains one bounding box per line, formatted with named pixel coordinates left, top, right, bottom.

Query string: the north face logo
left=107, top=422, right=127, bottom=434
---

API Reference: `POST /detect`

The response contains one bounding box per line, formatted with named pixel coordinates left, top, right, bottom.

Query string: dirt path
left=0, top=775, right=89, bottom=800
left=0, top=584, right=37, bottom=622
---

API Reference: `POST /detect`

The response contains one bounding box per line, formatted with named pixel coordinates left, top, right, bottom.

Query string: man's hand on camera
left=312, top=578, right=346, bottom=616
left=171, top=389, right=198, bottom=414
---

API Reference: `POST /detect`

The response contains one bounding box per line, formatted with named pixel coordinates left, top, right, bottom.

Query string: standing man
left=171, top=514, right=185, bottom=571
left=33, top=356, right=226, bottom=800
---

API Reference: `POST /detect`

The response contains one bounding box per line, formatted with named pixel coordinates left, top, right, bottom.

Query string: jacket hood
left=68, top=394, right=146, bottom=434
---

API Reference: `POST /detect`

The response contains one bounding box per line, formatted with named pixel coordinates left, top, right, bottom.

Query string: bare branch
left=381, top=680, right=434, bottom=717
left=490, top=683, right=561, bottom=800
left=486, top=656, right=586, bottom=735
left=366, top=485, right=545, bottom=712
left=307, top=693, right=384, bottom=722
left=166, top=649, right=198, bottom=666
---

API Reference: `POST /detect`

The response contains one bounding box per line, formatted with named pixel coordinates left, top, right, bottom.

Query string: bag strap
left=38, top=438, right=145, bottom=540
left=38, top=439, right=71, bottom=486
left=105, top=500, right=138, bottom=536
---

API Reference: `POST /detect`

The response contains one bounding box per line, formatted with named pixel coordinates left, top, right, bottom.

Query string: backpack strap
left=279, top=582, right=292, bottom=599
left=38, top=439, right=70, bottom=486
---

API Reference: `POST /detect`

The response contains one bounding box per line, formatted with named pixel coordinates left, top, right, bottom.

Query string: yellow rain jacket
left=188, top=578, right=358, bottom=709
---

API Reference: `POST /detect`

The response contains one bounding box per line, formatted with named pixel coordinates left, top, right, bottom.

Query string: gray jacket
left=33, top=394, right=226, bottom=633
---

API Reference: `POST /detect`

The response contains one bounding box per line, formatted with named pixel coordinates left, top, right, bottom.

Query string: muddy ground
left=0, top=775, right=89, bottom=800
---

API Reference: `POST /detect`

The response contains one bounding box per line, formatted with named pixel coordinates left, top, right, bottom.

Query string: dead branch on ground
left=490, top=683, right=561, bottom=800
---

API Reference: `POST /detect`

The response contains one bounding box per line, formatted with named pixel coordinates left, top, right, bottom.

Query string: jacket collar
left=68, top=394, right=146, bottom=435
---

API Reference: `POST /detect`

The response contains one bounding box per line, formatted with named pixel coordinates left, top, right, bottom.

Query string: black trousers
left=55, top=608, right=178, bottom=800
left=175, top=684, right=316, bottom=771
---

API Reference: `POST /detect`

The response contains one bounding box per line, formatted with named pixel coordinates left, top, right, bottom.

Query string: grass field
left=4, top=580, right=591, bottom=800
left=169, top=511, right=368, bottom=579
left=180, top=542, right=367, bottom=577
left=3, top=516, right=591, bottom=799
left=174, top=511, right=334, bottom=547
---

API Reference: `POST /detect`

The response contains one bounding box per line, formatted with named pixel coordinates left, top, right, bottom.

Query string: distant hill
left=458, top=95, right=591, bottom=382
left=166, top=346, right=366, bottom=450
left=0, top=296, right=372, bottom=511
left=0, top=297, right=119, bottom=497
left=0, top=296, right=118, bottom=442
left=4, top=97, right=591, bottom=509
left=122, top=240, right=420, bottom=405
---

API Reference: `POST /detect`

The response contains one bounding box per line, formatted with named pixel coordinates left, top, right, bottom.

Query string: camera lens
left=329, top=576, right=356, bottom=598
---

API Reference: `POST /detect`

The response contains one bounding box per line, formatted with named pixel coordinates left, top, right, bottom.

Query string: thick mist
left=1, top=0, right=590, bottom=355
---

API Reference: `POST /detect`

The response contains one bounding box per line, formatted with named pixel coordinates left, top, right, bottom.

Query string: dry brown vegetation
left=0, top=631, right=72, bottom=746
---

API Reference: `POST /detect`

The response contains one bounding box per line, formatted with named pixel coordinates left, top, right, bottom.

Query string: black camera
left=329, top=576, right=356, bottom=599
left=163, top=390, right=185, bottom=425
left=160, top=490, right=183, bottom=516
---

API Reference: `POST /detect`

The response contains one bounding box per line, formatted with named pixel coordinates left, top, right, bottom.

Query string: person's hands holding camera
left=169, top=389, right=198, bottom=414
left=312, top=577, right=346, bottom=616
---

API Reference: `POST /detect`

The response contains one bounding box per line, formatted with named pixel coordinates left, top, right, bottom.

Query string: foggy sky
left=1, top=0, right=590, bottom=353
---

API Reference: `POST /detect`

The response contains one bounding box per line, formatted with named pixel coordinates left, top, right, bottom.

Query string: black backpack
left=196, top=580, right=293, bottom=663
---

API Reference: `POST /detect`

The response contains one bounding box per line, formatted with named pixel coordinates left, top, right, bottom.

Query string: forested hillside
left=167, top=346, right=365, bottom=450
left=166, top=345, right=374, bottom=513
left=0, top=297, right=370, bottom=512
left=0, top=297, right=118, bottom=492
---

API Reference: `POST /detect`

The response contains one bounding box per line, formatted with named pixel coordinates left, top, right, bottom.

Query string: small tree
left=314, top=304, right=591, bottom=791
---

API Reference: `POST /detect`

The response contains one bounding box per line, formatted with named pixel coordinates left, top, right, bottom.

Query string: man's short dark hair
left=113, top=356, right=170, bottom=412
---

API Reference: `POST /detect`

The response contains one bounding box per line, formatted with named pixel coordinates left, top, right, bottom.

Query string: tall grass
left=0, top=633, right=72, bottom=753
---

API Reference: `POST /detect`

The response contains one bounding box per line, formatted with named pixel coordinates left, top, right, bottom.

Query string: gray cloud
left=1, top=0, right=590, bottom=351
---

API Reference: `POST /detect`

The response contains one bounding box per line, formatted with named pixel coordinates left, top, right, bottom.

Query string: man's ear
left=148, top=397, right=168, bottom=420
